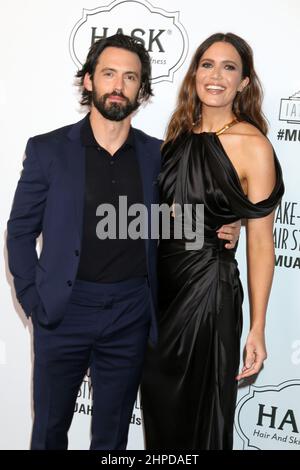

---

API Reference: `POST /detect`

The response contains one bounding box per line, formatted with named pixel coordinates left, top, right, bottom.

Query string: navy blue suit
left=7, top=116, right=162, bottom=449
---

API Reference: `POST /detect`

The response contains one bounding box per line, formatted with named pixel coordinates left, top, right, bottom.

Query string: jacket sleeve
left=7, top=138, right=48, bottom=316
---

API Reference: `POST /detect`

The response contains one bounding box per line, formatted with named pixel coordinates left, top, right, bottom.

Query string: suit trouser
left=30, top=277, right=151, bottom=450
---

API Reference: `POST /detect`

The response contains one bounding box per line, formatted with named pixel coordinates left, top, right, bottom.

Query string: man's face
left=84, top=47, right=142, bottom=121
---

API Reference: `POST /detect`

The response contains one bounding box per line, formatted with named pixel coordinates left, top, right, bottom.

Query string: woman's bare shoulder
left=225, top=121, right=273, bottom=161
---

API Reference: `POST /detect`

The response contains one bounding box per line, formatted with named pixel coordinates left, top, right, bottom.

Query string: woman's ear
left=238, top=76, right=250, bottom=92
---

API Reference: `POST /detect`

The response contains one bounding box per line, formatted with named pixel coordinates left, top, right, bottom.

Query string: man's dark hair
left=76, top=33, right=153, bottom=106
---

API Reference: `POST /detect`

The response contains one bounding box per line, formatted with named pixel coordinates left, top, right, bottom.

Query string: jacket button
left=75, top=250, right=79, bottom=256
left=67, top=280, right=72, bottom=287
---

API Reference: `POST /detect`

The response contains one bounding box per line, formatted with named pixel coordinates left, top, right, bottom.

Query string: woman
left=141, top=32, right=284, bottom=450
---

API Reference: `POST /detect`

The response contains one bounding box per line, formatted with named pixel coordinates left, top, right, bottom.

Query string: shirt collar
left=81, top=113, right=134, bottom=150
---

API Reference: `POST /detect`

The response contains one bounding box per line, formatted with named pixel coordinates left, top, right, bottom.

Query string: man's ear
left=83, top=73, right=93, bottom=92
left=137, top=86, right=144, bottom=103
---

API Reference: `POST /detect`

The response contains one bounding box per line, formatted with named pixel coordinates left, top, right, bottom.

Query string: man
left=7, top=34, right=239, bottom=450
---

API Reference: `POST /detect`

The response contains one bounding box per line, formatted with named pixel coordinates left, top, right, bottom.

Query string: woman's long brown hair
left=163, top=32, right=268, bottom=146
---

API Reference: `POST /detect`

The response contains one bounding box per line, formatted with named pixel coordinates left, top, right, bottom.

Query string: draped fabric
left=141, top=132, right=284, bottom=450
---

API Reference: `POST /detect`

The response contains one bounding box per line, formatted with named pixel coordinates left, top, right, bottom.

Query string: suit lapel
left=64, top=121, right=156, bottom=255
left=65, top=117, right=87, bottom=242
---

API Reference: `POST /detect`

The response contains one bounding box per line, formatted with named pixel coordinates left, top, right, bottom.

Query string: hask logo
left=69, top=0, right=188, bottom=84
left=235, top=380, right=300, bottom=449
left=279, top=90, right=300, bottom=124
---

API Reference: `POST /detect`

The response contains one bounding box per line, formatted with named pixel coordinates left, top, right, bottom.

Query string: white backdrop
left=1, top=0, right=299, bottom=450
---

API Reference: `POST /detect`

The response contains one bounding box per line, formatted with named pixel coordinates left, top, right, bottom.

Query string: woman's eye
left=201, top=62, right=212, bottom=68
left=225, top=64, right=236, bottom=71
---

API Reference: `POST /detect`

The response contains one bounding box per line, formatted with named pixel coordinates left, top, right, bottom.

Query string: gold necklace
left=215, top=117, right=239, bottom=136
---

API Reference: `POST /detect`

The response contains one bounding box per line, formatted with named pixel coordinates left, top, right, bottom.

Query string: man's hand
left=216, top=220, right=241, bottom=249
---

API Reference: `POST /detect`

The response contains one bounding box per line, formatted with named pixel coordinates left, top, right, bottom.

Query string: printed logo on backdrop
left=274, top=200, right=300, bottom=270
left=277, top=89, right=300, bottom=142
left=74, top=372, right=142, bottom=426
left=69, top=0, right=189, bottom=83
left=74, top=371, right=93, bottom=416
left=235, top=380, right=300, bottom=449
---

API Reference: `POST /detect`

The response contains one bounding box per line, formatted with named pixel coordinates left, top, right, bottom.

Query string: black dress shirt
left=76, top=116, right=147, bottom=282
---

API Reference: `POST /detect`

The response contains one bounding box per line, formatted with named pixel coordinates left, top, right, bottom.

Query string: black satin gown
left=141, top=131, right=284, bottom=450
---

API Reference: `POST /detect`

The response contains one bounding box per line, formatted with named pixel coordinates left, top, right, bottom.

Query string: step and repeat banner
left=0, top=0, right=299, bottom=450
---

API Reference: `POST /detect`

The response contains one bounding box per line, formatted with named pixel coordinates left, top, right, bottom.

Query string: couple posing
left=7, top=33, right=283, bottom=450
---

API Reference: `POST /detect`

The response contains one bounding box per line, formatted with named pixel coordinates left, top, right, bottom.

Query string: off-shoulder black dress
left=141, top=130, right=284, bottom=450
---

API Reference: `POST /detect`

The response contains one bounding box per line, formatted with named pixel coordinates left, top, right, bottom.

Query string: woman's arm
left=236, top=136, right=276, bottom=380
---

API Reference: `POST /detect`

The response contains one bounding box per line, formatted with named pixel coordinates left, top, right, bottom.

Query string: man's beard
left=92, top=89, right=140, bottom=122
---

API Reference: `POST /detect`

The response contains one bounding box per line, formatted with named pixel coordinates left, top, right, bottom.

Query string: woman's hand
left=236, top=328, right=267, bottom=381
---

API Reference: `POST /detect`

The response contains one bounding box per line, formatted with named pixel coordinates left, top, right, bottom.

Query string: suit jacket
left=7, top=116, right=162, bottom=343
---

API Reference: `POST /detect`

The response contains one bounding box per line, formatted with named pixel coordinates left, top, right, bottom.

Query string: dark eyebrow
left=199, top=58, right=239, bottom=67
left=101, top=67, right=140, bottom=77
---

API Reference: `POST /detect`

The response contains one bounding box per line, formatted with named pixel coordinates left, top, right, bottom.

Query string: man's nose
left=113, top=75, right=124, bottom=92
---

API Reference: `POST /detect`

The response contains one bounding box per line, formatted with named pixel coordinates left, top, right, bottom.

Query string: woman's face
left=195, top=41, right=249, bottom=112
